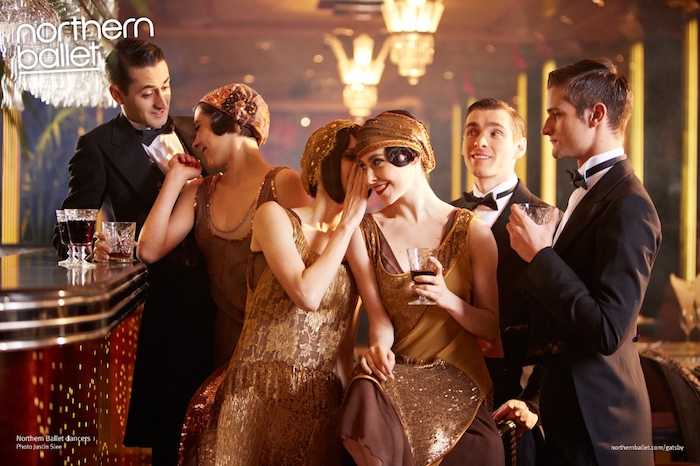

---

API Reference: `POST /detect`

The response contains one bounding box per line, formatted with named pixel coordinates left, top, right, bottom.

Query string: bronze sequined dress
left=197, top=209, right=359, bottom=466
left=194, top=167, right=284, bottom=368
left=339, top=209, right=503, bottom=466
left=178, top=167, right=284, bottom=466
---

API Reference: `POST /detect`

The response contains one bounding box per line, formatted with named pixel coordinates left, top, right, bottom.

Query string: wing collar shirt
left=472, top=173, right=518, bottom=228
left=553, top=147, right=626, bottom=244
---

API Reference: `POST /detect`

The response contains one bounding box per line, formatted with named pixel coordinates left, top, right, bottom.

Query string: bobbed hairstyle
left=308, top=125, right=359, bottom=204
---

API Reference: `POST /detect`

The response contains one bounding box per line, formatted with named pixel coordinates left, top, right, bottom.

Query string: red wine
left=67, top=219, right=95, bottom=245
left=58, top=221, right=70, bottom=246
left=411, top=270, right=436, bottom=283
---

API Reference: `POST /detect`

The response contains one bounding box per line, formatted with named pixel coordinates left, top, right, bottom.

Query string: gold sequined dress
left=338, top=209, right=503, bottom=466
left=198, top=209, right=359, bottom=466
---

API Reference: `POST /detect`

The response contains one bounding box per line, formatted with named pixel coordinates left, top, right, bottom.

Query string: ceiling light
left=326, top=32, right=392, bottom=118
left=381, top=0, right=444, bottom=84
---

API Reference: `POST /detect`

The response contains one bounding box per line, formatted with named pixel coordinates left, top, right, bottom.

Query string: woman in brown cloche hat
left=138, top=83, right=310, bottom=368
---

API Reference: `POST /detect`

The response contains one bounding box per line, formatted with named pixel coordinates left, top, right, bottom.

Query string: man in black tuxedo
left=506, top=58, right=662, bottom=465
left=452, top=98, right=545, bottom=465
left=52, top=38, right=217, bottom=466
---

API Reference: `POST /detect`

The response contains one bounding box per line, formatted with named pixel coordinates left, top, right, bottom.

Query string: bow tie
left=565, top=155, right=626, bottom=190
left=137, top=117, right=175, bottom=146
left=461, top=185, right=516, bottom=211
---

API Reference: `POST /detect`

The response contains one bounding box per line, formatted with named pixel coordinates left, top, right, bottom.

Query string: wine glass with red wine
left=64, top=209, right=98, bottom=269
left=56, top=209, right=78, bottom=268
left=406, top=247, right=438, bottom=306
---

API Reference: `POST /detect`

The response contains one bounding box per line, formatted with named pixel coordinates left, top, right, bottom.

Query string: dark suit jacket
left=52, top=113, right=218, bottom=455
left=52, top=113, right=214, bottom=251
left=453, top=181, right=545, bottom=405
left=517, top=160, right=661, bottom=465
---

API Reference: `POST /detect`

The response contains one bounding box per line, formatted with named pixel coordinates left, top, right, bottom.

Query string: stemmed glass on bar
left=670, top=273, right=697, bottom=352
left=64, top=208, right=98, bottom=269
left=679, top=307, right=697, bottom=347
left=55, top=209, right=78, bottom=268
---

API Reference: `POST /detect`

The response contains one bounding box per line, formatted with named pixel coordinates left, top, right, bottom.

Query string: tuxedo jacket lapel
left=493, top=181, right=535, bottom=267
left=101, top=113, right=164, bottom=209
left=492, top=209, right=512, bottom=267
left=554, top=160, right=633, bottom=255
left=173, top=115, right=195, bottom=154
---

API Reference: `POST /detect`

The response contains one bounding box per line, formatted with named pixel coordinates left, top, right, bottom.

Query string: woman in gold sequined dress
left=196, top=119, right=368, bottom=465
left=138, top=83, right=310, bottom=368
left=339, top=111, right=505, bottom=466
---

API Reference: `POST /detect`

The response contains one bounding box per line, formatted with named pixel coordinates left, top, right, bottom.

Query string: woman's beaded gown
left=197, top=209, right=359, bottom=465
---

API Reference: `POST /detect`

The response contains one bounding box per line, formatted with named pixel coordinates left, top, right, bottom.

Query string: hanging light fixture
left=0, top=0, right=118, bottom=109
left=326, top=32, right=392, bottom=119
left=381, top=0, right=444, bottom=85
left=1, top=0, right=60, bottom=109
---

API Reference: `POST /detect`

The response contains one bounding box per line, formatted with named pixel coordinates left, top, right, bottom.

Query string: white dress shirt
left=127, top=115, right=185, bottom=174
left=143, top=132, right=186, bottom=174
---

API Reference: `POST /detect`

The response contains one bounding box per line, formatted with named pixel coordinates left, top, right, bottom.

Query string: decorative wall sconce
left=381, top=0, right=444, bottom=85
left=325, top=32, right=392, bottom=118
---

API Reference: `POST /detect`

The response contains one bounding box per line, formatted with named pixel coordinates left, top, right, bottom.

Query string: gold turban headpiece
left=198, top=83, right=270, bottom=146
left=300, top=119, right=359, bottom=195
left=356, top=111, right=435, bottom=173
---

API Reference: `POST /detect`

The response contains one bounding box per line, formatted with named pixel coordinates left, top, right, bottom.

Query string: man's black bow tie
left=565, top=155, right=626, bottom=190
left=461, top=185, right=516, bottom=211
left=137, top=117, right=175, bottom=146
left=566, top=169, right=587, bottom=189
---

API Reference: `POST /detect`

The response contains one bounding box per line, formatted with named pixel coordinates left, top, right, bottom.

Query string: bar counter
left=0, top=248, right=150, bottom=465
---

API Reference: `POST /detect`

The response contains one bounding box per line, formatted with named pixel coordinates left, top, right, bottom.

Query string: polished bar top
left=0, top=248, right=148, bottom=351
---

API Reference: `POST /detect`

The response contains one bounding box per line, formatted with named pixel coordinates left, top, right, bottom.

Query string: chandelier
left=0, top=0, right=117, bottom=109
left=381, top=0, right=444, bottom=85
left=326, top=32, right=392, bottom=119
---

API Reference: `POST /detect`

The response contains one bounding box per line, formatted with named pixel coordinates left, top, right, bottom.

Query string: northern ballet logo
left=10, top=17, right=155, bottom=75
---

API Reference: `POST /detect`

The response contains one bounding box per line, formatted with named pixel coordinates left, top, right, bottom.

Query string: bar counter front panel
left=0, top=249, right=150, bottom=465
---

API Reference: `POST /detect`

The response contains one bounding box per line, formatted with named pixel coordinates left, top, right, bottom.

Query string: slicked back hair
left=106, top=38, right=166, bottom=95
left=547, top=58, right=633, bottom=135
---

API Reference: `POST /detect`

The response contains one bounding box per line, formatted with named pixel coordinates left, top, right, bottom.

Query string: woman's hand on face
left=360, top=345, right=395, bottom=382
left=412, top=257, right=453, bottom=308
left=168, top=154, right=202, bottom=181
left=340, top=164, right=368, bottom=227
